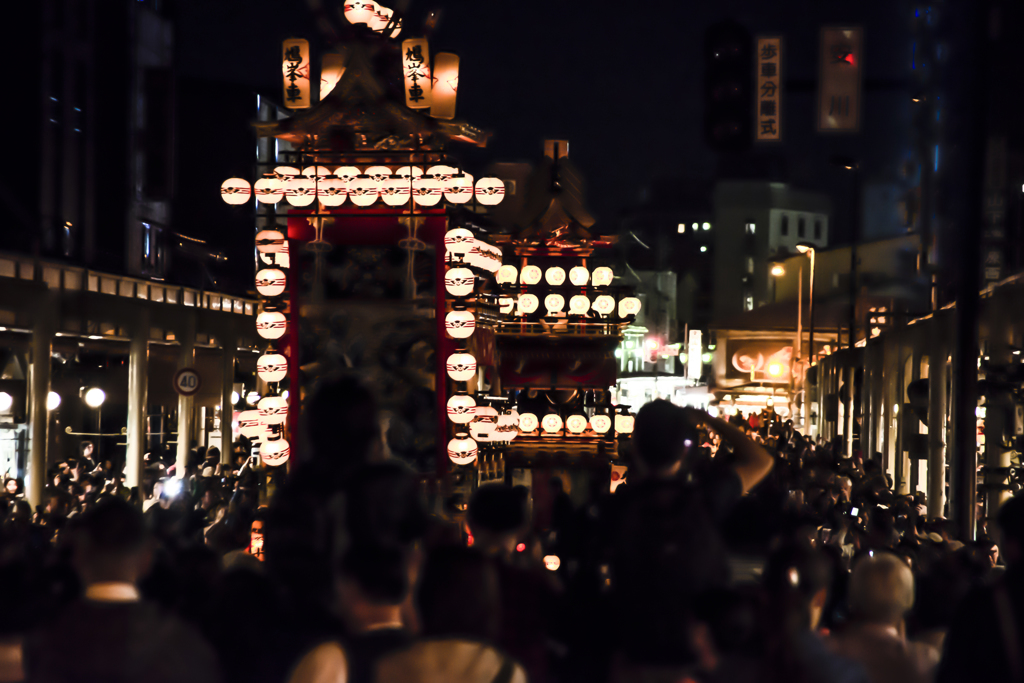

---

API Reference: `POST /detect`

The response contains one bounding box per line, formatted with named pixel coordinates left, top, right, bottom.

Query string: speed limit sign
left=173, top=368, right=202, bottom=397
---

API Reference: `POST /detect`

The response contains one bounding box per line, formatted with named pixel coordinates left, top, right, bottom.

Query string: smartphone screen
left=850, top=506, right=860, bottom=517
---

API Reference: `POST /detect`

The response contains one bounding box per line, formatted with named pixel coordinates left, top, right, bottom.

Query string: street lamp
left=770, top=263, right=786, bottom=278
left=795, top=243, right=817, bottom=364
left=84, top=387, right=106, bottom=461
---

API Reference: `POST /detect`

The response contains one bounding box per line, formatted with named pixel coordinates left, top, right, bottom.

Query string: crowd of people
left=0, top=378, right=1022, bottom=683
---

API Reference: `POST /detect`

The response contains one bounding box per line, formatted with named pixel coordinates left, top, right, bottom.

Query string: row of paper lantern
left=443, top=230, right=502, bottom=273
left=446, top=394, right=635, bottom=436
left=252, top=228, right=291, bottom=467
left=445, top=225, right=482, bottom=465
left=221, top=167, right=505, bottom=207
left=497, top=293, right=641, bottom=318
left=495, top=264, right=615, bottom=288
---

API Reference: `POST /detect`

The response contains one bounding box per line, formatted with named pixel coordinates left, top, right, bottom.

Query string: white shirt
left=84, top=582, right=141, bottom=603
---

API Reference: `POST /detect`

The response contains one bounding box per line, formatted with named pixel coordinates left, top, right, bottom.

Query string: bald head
left=849, top=552, right=914, bottom=626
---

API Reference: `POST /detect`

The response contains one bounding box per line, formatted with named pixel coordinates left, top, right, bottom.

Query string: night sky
left=177, top=0, right=916, bottom=240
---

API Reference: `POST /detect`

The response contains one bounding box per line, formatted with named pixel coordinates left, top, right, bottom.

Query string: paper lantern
left=395, top=166, right=423, bottom=178
left=344, top=0, right=376, bottom=25
left=282, top=38, right=311, bottom=108
left=317, top=177, right=348, bottom=206
left=380, top=176, right=410, bottom=206
left=320, top=51, right=346, bottom=99
left=348, top=177, right=378, bottom=206
left=520, top=265, right=542, bottom=285
left=364, top=166, right=392, bottom=184
left=615, top=414, right=635, bottom=435
left=285, top=176, right=317, bottom=207
left=431, top=52, right=459, bottom=120
left=590, top=414, right=613, bottom=435
left=464, top=240, right=487, bottom=271
left=275, top=165, right=300, bottom=177
left=257, top=353, right=288, bottom=383
left=566, top=414, right=588, bottom=434
left=618, top=297, right=642, bottom=318
left=444, top=172, right=474, bottom=204
left=541, top=414, right=564, bottom=434
left=256, top=230, right=286, bottom=253
left=446, top=394, right=477, bottom=424
left=569, top=295, right=591, bottom=315
left=427, top=165, right=456, bottom=192
left=254, top=175, right=282, bottom=205
left=220, top=178, right=251, bottom=205
left=256, top=311, right=288, bottom=340
left=258, top=396, right=289, bottom=426
left=495, top=411, right=519, bottom=442
left=260, top=437, right=290, bottom=467
left=475, top=177, right=505, bottom=205
left=474, top=406, right=499, bottom=435
left=412, top=176, right=443, bottom=206
left=335, top=166, right=361, bottom=182
left=445, top=310, right=476, bottom=339
left=470, top=420, right=496, bottom=443
left=544, top=294, right=565, bottom=315
left=569, top=266, right=590, bottom=286
left=496, top=265, right=518, bottom=285
left=479, top=244, right=502, bottom=274
left=368, top=3, right=392, bottom=32
left=274, top=241, right=290, bottom=269
left=519, top=413, right=539, bottom=433
left=401, top=38, right=432, bottom=109
left=445, top=268, right=475, bottom=297
left=517, top=293, right=539, bottom=315
left=444, top=228, right=474, bottom=257
left=447, top=435, right=478, bottom=465
left=592, top=295, right=615, bottom=316
left=446, top=352, right=477, bottom=382
left=256, top=269, right=287, bottom=297
left=302, top=166, right=331, bottom=177
left=545, top=267, right=566, bottom=286
left=498, top=296, right=514, bottom=314
left=592, top=267, right=614, bottom=287
left=238, top=410, right=264, bottom=439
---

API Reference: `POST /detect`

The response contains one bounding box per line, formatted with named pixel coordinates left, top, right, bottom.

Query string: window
left=746, top=257, right=754, bottom=274
left=781, top=215, right=789, bottom=236
left=745, top=222, right=756, bottom=235
left=814, top=219, right=822, bottom=239
left=744, top=295, right=754, bottom=311
left=798, top=217, right=806, bottom=238
left=702, top=222, right=711, bottom=231
left=678, top=223, right=686, bottom=233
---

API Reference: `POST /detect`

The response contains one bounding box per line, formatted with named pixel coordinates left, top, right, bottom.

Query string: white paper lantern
left=592, top=295, right=615, bottom=316
left=445, top=228, right=474, bottom=257
left=445, top=310, right=476, bottom=339
left=364, top=165, right=392, bottom=184
left=368, top=3, right=392, bottom=31
left=498, top=296, right=514, bottom=314
left=257, top=353, right=288, bottom=383
left=317, top=177, right=348, bottom=206
left=495, top=411, right=519, bottom=442
left=569, top=295, right=591, bottom=315
left=464, top=240, right=487, bottom=271
left=254, top=175, right=283, bottom=205
left=221, top=178, right=251, bottom=205
left=566, top=414, right=588, bottom=434
left=258, top=395, right=288, bottom=426
left=519, top=413, right=539, bottom=433
left=427, top=165, right=456, bottom=192
left=445, top=268, right=475, bottom=297
left=447, top=435, right=478, bottom=465
left=545, top=267, right=566, bottom=286
left=348, top=177, right=378, bottom=206
left=445, top=172, right=474, bottom=204
left=615, top=414, right=635, bottom=435
left=256, top=311, right=288, bottom=340
left=619, top=297, right=642, bottom=318
left=395, top=166, right=423, bottom=179
left=475, top=177, right=506, bottom=205
left=274, top=241, right=290, bottom=269
left=590, top=414, right=613, bottom=434
left=256, top=269, right=287, bottom=297
left=520, top=265, right=542, bottom=285
left=260, top=437, right=290, bottom=467
left=544, top=294, right=565, bottom=314
left=378, top=176, right=409, bottom=206
left=517, top=293, right=539, bottom=315
left=496, top=265, right=518, bottom=285
left=473, top=406, right=499, bottom=435
left=344, top=0, right=377, bottom=26
left=335, top=166, right=361, bottom=182
left=541, top=414, right=564, bottom=434
left=446, top=394, right=476, bottom=424
left=446, top=353, right=477, bottom=382
left=238, top=410, right=264, bottom=439
left=430, top=53, right=459, bottom=120
left=569, top=266, right=590, bottom=286
left=592, top=267, right=614, bottom=287
left=275, top=166, right=300, bottom=177
left=302, top=166, right=331, bottom=177
left=412, top=176, right=443, bottom=206
left=470, top=420, right=496, bottom=443
left=256, top=230, right=286, bottom=253
left=285, top=177, right=317, bottom=207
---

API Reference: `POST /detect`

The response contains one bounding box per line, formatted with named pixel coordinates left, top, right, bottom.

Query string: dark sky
left=176, top=0, right=915, bottom=239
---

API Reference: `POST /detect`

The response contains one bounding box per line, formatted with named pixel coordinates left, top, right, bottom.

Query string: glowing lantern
left=317, top=177, right=348, bottom=206
left=260, top=437, right=290, bottom=467
left=566, top=415, right=588, bottom=434
left=302, top=166, right=331, bottom=178
left=368, top=3, right=392, bottom=32
left=543, top=555, right=561, bottom=571
left=255, top=269, right=287, bottom=297
left=427, top=165, right=456, bottom=192
left=335, top=166, right=361, bottom=182
left=541, top=414, right=564, bottom=434
left=618, top=297, right=642, bottom=318
left=447, top=435, right=478, bottom=465
left=285, top=177, right=317, bottom=207
left=445, top=172, right=474, bottom=204
left=445, top=310, right=476, bottom=339
left=275, top=165, right=300, bottom=177
left=412, top=176, right=443, bottom=206
left=592, top=295, right=615, bottom=316
left=281, top=39, right=311, bottom=109
left=348, top=177, right=378, bottom=206
left=474, top=406, right=499, bottom=435
left=238, top=410, right=264, bottom=439
left=257, top=353, right=288, bottom=383
left=401, top=38, right=432, bottom=109
left=569, top=266, right=589, bottom=286
left=517, top=293, right=539, bottom=315
left=470, top=420, right=496, bottom=443
left=519, top=413, right=539, bottom=433
left=256, top=311, right=288, bottom=340
left=615, top=414, right=636, bottom=435
left=431, top=52, right=459, bottom=120
left=320, top=51, right=346, bottom=99
left=446, top=394, right=477, bottom=424
left=446, top=353, right=477, bottom=382
left=395, top=166, right=423, bottom=179
left=520, top=265, right=542, bottom=285
left=220, top=178, right=251, bottom=205
left=254, top=175, right=282, bottom=205
left=496, top=265, right=518, bottom=285
left=380, top=176, right=410, bottom=206
left=47, top=392, right=61, bottom=411
left=569, top=295, right=591, bottom=315
left=274, top=241, right=290, bottom=269
left=255, top=230, right=286, bottom=253
left=258, top=396, right=288, bottom=426
left=445, top=228, right=474, bottom=256
left=590, top=414, right=612, bottom=434
left=545, top=267, right=566, bottom=286
left=475, top=177, right=505, bottom=205
left=445, top=268, right=475, bottom=297
left=344, top=1, right=376, bottom=25
left=464, top=240, right=487, bottom=271
left=592, top=267, right=614, bottom=287
left=364, top=166, right=391, bottom=185
left=498, top=296, right=514, bottom=314
left=495, top=411, right=519, bottom=442
left=544, top=294, right=565, bottom=315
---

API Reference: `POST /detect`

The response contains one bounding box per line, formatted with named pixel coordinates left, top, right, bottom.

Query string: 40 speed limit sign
left=173, top=368, right=202, bottom=397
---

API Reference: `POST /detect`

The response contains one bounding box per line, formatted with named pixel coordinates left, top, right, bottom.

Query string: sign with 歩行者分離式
left=755, top=37, right=782, bottom=142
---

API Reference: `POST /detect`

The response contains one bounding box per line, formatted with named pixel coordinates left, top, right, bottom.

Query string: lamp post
left=771, top=259, right=803, bottom=429
left=84, top=388, right=106, bottom=461
left=795, top=244, right=817, bottom=364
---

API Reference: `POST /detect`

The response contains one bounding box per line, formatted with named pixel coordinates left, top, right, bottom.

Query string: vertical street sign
left=281, top=38, right=311, bottom=109
left=818, top=27, right=863, bottom=132
left=756, top=37, right=783, bottom=142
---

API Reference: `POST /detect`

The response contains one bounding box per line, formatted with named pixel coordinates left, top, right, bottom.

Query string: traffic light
left=645, top=337, right=661, bottom=364
left=703, top=20, right=753, bottom=152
